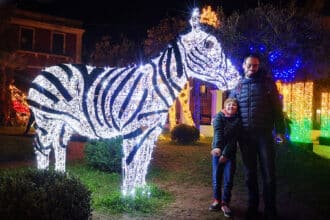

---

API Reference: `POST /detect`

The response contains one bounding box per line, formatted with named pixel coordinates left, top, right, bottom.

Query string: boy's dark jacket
left=212, top=111, right=241, bottom=159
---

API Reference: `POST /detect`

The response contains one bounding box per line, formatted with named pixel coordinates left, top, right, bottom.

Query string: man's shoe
left=209, top=200, right=221, bottom=211
left=221, top=204, right=233, bottom=218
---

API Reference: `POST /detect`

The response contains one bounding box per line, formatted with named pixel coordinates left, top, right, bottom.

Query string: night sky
left=3, top=0, right=329, bottom=52
left=7, top=0, right=322, bottom=40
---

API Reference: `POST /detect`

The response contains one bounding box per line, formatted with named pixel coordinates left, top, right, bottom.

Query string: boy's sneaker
left=221, top=203, right=233, bottom=218
left=209, top=200, right=221, bottom=211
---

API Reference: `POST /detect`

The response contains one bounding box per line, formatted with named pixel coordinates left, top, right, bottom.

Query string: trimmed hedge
left=171, top=124, right=200, bottom=145
left=84, top=137, right=123, bottom=173
left=0, top=169, right=92, bottom=220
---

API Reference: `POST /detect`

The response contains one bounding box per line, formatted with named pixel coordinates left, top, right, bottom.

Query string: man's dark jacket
left=229, top=70, right=285, bottom=134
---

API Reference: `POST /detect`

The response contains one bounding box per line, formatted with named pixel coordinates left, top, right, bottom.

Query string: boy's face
left=224, top=101, right=238, bottom=115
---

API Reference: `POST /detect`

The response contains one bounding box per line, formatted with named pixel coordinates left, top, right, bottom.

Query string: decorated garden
left=0, top=128, right=330, bottom=220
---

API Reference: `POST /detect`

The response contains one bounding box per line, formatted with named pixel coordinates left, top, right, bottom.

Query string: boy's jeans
left=212, top=155, right=236, bottom=203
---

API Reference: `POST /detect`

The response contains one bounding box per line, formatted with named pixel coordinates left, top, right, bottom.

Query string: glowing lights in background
left=321, top=93, right=330, bottom=138
left=271, top=55, right=302, bottom=82
left=249, top=46, right=302, bottom=82
left=276, top=81, right=313, bottom=143
left=9, top=84, right=30, bottom=125
left=168, top=82, right=195, bottom=130
left=178, top=82, right=194, bottom=126
left=269, top=49, right=302, bottom=82
left=200, top=6, right=220, bottom=28
left=249, top=44, right=266, bottom=54
left=168, top=103, right=176, bottom=131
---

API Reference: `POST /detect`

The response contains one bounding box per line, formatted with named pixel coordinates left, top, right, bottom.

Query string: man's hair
left=243, top=53, right=260, bottom=63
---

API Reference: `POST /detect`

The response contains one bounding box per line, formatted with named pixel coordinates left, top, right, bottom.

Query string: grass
left=1, top=132, right=330, bottom=219
left=68, top=163, right=173, bottom=216
left=276, top=143, right=330, bottom=218
left=148, top=136, right=246, bottom=189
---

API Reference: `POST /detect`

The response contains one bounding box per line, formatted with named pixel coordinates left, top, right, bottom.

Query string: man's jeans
left=239, top=131, right=276, bottom=214
left=212, top=155, right=236, bottom=203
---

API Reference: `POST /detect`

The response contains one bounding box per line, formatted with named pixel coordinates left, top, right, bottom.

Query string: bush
left=84, top=137, right=123, bottom=173
left=0, top=169, right=92, bottom=220
left=171, top=124, right=200, bottom=145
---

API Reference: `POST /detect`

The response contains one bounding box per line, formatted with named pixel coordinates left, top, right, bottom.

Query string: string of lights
left=28, top=8, right=241, bottom=196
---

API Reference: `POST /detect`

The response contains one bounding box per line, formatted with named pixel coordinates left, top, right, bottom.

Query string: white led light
left=28, top=8, right=240, bottom=196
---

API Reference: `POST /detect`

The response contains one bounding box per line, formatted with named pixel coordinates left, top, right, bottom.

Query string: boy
left=209, top=98, right=241, bottom=218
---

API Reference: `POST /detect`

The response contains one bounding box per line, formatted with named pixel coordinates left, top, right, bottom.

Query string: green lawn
left=68, top=164, right=173, bottom=216
left=0, top=133, right=330, bottom=219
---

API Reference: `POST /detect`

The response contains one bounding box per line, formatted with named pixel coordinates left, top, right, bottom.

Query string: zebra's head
left=178, top=8, right=241, bottom=90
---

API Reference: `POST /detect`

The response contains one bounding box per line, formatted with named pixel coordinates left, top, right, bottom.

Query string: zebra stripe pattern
left=28, top=8, right=241, bottom=195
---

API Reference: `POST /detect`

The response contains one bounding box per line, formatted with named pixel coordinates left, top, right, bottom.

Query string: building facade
left=0, top=7, right=85, bottom=126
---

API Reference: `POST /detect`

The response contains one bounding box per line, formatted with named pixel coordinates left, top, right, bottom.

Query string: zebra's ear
left=189, top=8, right=201, bottom=31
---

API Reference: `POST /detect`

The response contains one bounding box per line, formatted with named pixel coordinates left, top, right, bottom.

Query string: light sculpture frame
left=27, top=8, right=241, bottom=196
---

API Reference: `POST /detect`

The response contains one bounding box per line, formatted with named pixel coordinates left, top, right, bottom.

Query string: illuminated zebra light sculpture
left=27, top=8, right=240, bottom=195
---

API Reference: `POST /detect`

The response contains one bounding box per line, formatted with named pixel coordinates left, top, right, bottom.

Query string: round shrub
left=171, top=124, right=200, bottom=145
left=84, top=137, right=123, bottom=173
left=0, top=169, right=92, bottom=220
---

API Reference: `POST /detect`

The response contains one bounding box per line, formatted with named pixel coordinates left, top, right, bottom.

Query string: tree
left=219, top=1, right=329, bottom=81
left=143, top=16, right=187, bottom=58
left=89, top=35, right=137, bottom=67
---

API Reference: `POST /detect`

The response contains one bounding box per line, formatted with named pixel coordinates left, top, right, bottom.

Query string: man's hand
left=219, top=155, right=228, bottom=163
left=211, top=148, right=221, bottom=156
left=275, top=134, right=285, bottom=144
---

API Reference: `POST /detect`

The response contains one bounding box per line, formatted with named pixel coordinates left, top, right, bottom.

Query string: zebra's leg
left=34, top=117, right=54, bottom=170
left=35, top=146, right=51, bottom=169
left=122, top=127, right=162, bottom=196
left=53, top=123, right=72, bottom=172
left=122, top=138, right=136, bottom=195
left=34, top=131, right=52, bottom=170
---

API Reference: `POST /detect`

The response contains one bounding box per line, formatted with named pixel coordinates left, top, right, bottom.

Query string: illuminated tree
left=219, top=1, right=329, bottom=81
left=218, top=1, right=329, bottom=143
left=9, top=83, right=30, bottom=126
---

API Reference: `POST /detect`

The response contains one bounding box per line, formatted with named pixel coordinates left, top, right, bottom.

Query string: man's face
left=242, top=57, right=260, bottom=78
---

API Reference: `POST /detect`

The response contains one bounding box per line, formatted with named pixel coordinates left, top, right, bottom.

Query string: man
left=230, top=54, right=285, bottom=220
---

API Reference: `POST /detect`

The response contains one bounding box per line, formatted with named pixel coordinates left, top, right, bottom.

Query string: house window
left=20, top=27, right=34, bottom=51
left=52, top=32, right=65, bottom=55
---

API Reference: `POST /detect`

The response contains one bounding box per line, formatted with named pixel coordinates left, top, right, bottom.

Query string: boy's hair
left=224, top=98, right=238, bottom=106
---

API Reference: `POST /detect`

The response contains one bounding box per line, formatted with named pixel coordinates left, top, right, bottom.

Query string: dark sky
left=7, top=0, right=316, bottom=40
left=3, top=0, right=329, bottom=49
